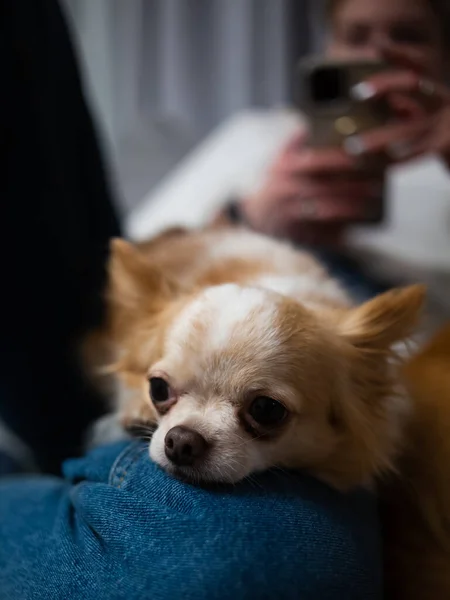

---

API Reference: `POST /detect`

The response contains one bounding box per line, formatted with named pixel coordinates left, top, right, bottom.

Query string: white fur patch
left=203, top=229, right=350, bottom=309
left=252, top=274, right=350, bottom=306
left=203, top=285, right=276, bottom=351
left=167, top=283, right=279, bottom=358
left=208, top=230, right=306, bottom=274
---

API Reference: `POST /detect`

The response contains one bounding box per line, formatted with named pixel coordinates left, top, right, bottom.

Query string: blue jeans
left=0, top=441, right=382, bottom=600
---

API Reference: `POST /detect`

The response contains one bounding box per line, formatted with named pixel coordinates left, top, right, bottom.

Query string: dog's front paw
left=120, top=400, right=157, bottom=435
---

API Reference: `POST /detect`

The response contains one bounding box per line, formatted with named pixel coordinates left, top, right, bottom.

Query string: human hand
left=345, top=44, right=450, bottom=168
left=241, top=131, right=382, bottom=240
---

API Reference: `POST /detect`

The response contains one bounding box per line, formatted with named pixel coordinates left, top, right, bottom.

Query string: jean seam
left=108, top=441, right=144, bottom=488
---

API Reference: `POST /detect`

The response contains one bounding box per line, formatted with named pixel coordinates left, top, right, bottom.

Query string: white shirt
left=126, top=108, right=450, bottom=333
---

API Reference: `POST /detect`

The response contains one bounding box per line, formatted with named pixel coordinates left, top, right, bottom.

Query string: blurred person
left=223, top=0, right=450, bottom=327
left=231, top=0, right=450, bottom=243
left=0, top=1, right=383, bottom=598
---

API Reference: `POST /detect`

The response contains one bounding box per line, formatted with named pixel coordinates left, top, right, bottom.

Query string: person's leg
left=0, top=0, right=121, bottom=473
left=0, top=441, right=383, bottom=600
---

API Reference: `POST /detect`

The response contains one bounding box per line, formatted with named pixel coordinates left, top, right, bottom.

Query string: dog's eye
left=248, top=396, right=287, bottom=427
left=149, top=377, right=170, bottom=403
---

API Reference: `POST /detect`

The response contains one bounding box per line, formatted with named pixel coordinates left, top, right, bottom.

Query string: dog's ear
left=108, top=238, right=178, bottom=317
left=318, top=285, right=426, bottom=489
left=339, top=285, right=426, bottom=352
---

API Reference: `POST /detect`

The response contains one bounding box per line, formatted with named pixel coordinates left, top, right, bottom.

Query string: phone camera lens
left=311, top=67, right=345, bottom=104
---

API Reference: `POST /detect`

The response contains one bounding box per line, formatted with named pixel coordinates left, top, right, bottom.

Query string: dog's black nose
left=164, top=426, right=208, bottom=466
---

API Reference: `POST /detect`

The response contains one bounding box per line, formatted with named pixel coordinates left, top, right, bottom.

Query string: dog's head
left=107, top=239, right=425, bottom=490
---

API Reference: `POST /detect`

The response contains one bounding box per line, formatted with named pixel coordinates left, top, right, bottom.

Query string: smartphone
left=295, top=58, right=390, bottom=224
left=296, top=57, right=390, bottom=148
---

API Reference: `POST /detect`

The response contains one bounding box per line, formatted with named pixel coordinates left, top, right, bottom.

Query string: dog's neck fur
left=137, top=227, right=352, bottom=309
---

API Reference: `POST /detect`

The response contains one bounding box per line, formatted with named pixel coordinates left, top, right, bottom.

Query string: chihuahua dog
left=96, top=225, right=424, bottom=491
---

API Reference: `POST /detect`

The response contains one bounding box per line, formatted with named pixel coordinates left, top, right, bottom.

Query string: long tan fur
left=87, top=225, right=425, bottom=491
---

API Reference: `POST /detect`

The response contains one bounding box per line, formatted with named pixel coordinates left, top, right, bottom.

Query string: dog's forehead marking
left=168, top=283, right=279, bottom=354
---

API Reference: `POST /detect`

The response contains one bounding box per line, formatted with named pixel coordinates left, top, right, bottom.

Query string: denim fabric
left=0, top=441, right=382, bottom=600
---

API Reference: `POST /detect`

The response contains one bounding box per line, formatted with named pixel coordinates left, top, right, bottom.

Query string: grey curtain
left=63, top=0, right=311, bottom=210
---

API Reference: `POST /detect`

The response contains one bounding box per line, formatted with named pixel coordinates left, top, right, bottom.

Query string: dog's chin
left=149, top=440, right=253, bottom=485
left=167, top=465, right=210, bottom=485
left=153, top=457, right=249, bottom=486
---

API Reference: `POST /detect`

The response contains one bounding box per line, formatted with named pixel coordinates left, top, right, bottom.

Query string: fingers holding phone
left=241, top=130, right=382, bottom=238
left=295, top=57, right=391, bottom=225
left=342, top=44, right=450, bottom=167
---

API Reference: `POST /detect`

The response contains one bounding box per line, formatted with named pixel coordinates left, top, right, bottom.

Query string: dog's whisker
left=232, top=432, right=266, bottom=449
left=272, top=466, right=298, bottom=483
left=245, top=474, right=266, bottom=492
